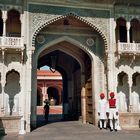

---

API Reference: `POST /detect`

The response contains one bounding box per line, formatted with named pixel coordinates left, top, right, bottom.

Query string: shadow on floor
left=36, top=114, right=63, bottom=128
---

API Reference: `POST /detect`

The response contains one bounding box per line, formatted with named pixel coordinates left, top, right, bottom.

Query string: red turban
left=100, top=93, right=105, bottom=98
left=110, top=92, right=115, bottom=97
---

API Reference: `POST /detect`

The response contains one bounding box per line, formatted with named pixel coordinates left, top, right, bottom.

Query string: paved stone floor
left=1, top=120, right=140, bottom=140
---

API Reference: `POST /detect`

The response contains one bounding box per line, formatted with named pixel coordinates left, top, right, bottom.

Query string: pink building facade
left=37, top=70, right=63, bottom=106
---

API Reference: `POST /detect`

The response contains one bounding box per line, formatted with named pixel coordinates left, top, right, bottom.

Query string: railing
left=117, top=42, right=140, bottom=54
left=0, top=36, right=23, bottom=48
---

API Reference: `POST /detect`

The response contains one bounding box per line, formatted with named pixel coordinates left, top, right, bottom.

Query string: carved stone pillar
left=2, top=11, right=7, bottom=37
left=42, top=82, right=47, bottom=105
left=113, top=20, right=117, bottom=44
left=128, top=75, right=132, bottom=112
left=106, top=52, right=115, bottom=93
left=81, top=73, right=86, bottom=124
left=20, top=14, right=24, bottom=38
left=1, top=49, right=5, bottom=116
left=1, top=83, right=5, bottom=116
left=58, top=88, right=62, bottom=105
left=113, top=20, right=118, bottom=93
left=29, top=48, right=36, bottom=130
left=126, top=21, right=130, bottom=43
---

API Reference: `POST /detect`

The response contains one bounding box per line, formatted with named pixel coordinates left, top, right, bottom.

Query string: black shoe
left=110, top=129, right=113, bottom=132
left=114, top=129, right=117, bottom=132
left=100, top=128, right=102, bottom=130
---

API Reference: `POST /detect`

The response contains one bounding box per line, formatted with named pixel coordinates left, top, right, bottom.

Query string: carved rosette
left=84, top=17, right=109, bottom=48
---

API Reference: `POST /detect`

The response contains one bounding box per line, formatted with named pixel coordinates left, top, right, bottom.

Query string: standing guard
left=98, top=93, right=109, bottom=129
left=108, top=92, right=119, bottom=131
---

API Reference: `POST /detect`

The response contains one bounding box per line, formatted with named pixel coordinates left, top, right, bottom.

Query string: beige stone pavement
left=1, top=121, right=140, bottom=140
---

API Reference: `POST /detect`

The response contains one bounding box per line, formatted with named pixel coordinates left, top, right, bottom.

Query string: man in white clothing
left=98, top=93, right=108, bottom=129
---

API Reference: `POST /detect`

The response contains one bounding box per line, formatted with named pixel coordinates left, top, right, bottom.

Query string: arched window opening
left=6, top=9, right=21, bottom=37
left=47, top=87, right=60, bottom=105
left=118, top=71, right=126, bottom=86
left=130, top=19, right=140, bottom=43
left=132, top=72, right=140, bottom=112
left=117, top=72, right=129, bottom=112
left=116, top=18, right=127, bottom=42
left=4, top=70, right=20, bottom=116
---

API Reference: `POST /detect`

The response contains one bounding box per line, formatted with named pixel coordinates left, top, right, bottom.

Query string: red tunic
left=109, top=99, right=116, bottom=108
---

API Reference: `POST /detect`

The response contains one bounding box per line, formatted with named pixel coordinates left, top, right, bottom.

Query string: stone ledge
left=119, top=113, right=140, bottom=130
left=0, top=116, right=22, bottom=120
left=0, top=116, right=22, bottom=133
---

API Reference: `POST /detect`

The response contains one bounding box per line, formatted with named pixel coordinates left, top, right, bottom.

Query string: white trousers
left=110, top=119, right=118, bottom=130
left=99, top=120, right=107, bottom=129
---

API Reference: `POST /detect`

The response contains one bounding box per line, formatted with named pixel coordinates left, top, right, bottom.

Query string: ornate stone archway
left=30, top=11, right=108, bottom=129
left=31, top=13, right=108, bottom=51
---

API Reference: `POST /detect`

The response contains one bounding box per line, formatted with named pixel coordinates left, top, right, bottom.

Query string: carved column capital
left=113, top=20, right=117, bottom=30
left=126, top=21, right=131, bottom=31
left=2, top=11, right=7, bottom=21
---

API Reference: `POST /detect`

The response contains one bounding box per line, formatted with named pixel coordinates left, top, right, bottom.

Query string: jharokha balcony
left=0, top=36, right=24, bottom=50
left=117, top=41, right=140, bottom=55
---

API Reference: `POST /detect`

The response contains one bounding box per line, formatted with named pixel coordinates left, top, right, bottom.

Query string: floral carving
left=30, top=13, right=60, bottom=35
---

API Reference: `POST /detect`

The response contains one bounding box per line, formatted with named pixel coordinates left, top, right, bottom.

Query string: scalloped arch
left=7, top=8, right=21, bottom=14
left=132, top=72, right=140, bottom=86
left=116, top=17, right=127, bottom=22
left=32, top=13, right=108, bottom=51
left=117, top=71, right=128, bottom=86
left=130, top=18, right=140, bottom=22
left=118, top=71, right=127, bottom=76
left=47, top=85, right=61, bottom=90
left=6, top=69, right=20, bottom=77
left=132, top=72, right=140, bottom=79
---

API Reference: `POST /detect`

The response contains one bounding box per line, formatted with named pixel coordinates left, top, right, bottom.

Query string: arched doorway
left=31, top=14, right=106, bottom=129
left=37, top=48, right=85, bottom=121
left=47, top=86, right=60, bottom=105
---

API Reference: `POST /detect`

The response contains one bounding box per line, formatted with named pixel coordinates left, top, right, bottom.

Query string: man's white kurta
left=98, top=98, right=108, bottom=119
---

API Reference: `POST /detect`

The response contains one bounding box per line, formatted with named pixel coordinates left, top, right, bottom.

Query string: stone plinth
left=0, top=116, right=22, bottom=133
left=119, top=113, right=140, bottom=130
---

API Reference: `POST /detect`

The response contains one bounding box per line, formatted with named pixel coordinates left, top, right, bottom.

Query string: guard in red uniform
left=98, top=93, right=108, bottom=129
left=108, top=92, right=118, bottom=131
